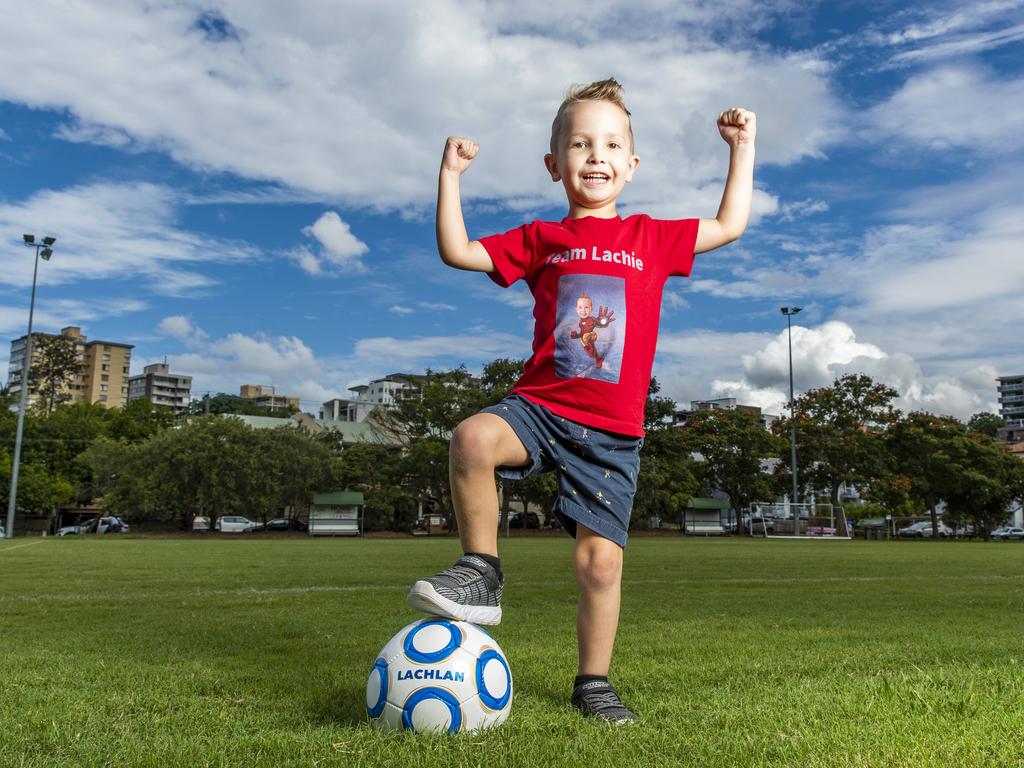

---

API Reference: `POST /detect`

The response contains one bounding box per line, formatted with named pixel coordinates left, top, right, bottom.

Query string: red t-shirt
left=480, top=214, right=699, bottom=436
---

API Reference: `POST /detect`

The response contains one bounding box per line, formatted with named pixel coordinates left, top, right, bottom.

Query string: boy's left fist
left=717, top=107, right=756, bottom=146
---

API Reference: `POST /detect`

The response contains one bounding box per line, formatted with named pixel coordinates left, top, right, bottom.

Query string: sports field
left=1, top=535, right=1022, bottom=767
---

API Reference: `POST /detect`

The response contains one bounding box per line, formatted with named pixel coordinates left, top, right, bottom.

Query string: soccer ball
left=366, top=618, right=513, bottom=734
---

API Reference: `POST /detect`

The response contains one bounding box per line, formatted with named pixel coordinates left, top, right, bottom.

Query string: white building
left=320, top=373, right=421, bottom=423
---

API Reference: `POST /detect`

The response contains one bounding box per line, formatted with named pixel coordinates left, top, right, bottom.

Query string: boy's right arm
left=437, top=136, right=494, bottom=272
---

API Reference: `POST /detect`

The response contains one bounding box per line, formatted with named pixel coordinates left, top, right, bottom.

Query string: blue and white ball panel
left=403, top=619, right=464, bottom=662
left=475, top=648, right=512, bottom=711
left=365, top=658, right=388, bottom=718
left=402, top=686, right=463, bottom=734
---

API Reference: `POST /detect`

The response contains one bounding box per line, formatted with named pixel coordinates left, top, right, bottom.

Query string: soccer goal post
left=747, top=501, right=852, bottom=540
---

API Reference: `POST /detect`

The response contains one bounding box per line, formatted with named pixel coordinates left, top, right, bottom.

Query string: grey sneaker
left=406, top=555, right=504, bottom=625
left=572, top=681, right=638, bottom=724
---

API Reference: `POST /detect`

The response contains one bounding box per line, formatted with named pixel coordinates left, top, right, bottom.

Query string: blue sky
left=1, top=0, right=1022, bottom=419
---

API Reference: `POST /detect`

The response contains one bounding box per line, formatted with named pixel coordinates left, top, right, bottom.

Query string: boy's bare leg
left=407, top=413, right=528, bottom=625
left=448, top=413, right=530, bottom=556
left=573, top=523, right=623, bottom=676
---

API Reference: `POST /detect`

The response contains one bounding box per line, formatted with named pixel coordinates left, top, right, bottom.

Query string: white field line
left=0, top=540, right=45, bottom=554
left=2, top=573, right=1022, bottom=604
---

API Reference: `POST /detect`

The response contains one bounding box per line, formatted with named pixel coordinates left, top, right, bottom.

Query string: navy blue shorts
left=480, top=394, right=642, bottom=548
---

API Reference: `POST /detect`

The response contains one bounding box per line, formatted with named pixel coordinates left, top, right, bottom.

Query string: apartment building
left=239, top=384, right=301, bottom=412
left=128, top=363, right=193, bottom=414
left=320, top=373, right=421, bottom=422
left=672, top=397, right=779, bottom=431
left=997, top=375, right=1024, bottom=428
left=7, top=326, right=133, bottom=409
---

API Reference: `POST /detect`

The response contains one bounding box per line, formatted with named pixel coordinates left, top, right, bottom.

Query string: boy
left=407, top=79, right=755, bottom=723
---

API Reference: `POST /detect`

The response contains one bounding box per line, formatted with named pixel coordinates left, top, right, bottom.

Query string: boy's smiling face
left=545, top=99, right=639, bottom=219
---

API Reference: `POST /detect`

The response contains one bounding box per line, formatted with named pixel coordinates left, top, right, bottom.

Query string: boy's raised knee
left=450, top=416, right=502, bottom=471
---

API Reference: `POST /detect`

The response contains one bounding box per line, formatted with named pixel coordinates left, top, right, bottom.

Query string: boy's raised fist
left=717, top=108, right=756, bottom=146
left=442, top=136, right=480, bottom=174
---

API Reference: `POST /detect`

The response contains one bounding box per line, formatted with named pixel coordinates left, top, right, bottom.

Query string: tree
left=633, top=379, right=698, bottom=526
left=883, top=413, right=955, bottom=539
left=782, top=373, right=900, bottom=507
left=967, top=411, right=1004, bottom=439
left=682, top=408, right=782, bottom=535
left=105, top=397, right=176, bottom=441
left=0, top=385, right=15, bottom=412
left=386, top=368, right=482, bottom=441
left=29, top=333, right=83, bottom=415
left=186, top=393, right=297, bottom=417
left=0, top=448, right=75, bottom=519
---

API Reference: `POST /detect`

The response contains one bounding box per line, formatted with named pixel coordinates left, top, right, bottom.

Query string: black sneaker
left=572, top=681, right=638, bottom=724
left=406, top=555, right=504, bottom=625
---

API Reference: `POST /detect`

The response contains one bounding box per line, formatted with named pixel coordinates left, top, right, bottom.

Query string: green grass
left=1, top=535, right=1022, bottom=767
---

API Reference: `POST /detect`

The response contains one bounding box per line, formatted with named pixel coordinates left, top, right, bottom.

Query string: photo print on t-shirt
left=554, top=274, right=625, bottom=383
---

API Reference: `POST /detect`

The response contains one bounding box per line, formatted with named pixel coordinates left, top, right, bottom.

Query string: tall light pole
left=780, top=306, right=802, bottom=533
left=6, top=234, right=56, bottom=539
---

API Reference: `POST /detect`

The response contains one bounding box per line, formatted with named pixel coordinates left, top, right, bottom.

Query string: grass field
left=1, top=535, right=1022, bottom=768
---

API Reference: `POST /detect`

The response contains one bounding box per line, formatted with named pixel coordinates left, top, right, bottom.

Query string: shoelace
left=578, top=690, right=628, bottom=712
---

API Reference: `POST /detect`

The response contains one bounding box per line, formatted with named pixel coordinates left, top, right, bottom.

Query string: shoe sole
left=406, top=581, right=502, bottom=625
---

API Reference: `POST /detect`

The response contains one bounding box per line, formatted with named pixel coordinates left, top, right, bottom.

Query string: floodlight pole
left=6, top=235, right=56, bottom=539
left=781, top=306, right=802, bottom=534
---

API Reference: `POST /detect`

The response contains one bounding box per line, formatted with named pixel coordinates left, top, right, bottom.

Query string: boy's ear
left=625, top=154, right=640, bottom=183
left=543, top=153, right=561, bottom=182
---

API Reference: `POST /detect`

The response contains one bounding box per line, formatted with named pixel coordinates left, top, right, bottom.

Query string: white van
left=216, top=515, right=256, bottom=533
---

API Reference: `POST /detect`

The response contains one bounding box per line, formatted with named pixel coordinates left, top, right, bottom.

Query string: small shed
left=680, top=497, right=731, bottom=536
left=309, top=491, right=365, bottom=537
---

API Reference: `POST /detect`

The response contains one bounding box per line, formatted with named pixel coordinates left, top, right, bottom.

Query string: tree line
left=2, top=362, right=1022, bottom=537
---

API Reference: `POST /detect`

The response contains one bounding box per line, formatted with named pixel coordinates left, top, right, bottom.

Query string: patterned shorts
left=481, top=394, right=642, bottom=548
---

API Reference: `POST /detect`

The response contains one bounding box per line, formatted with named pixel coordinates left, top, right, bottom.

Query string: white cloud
left=353, top=332, right=526, bottom=367
left=389, top=305, right=414, bottom=315
left=157, top=315, right=208, bottom=349
left=301, top=212, right=369, bottom=272
left=864, top=64, right=1024, bottom=152
left=0, top=182, right=260, bottom=296
left=0, top=0, right=843, bottom=212
left=777, top=198, right=829, bottom=222
left=161, top=324, right=532, bottom=412
left=697, top=321, right=1001, bottom=420
left=0, top=297, right=147, bottom=336
left=0, top=128, right=9, bottom=141
left=891, top=22, right=1024, bottom=64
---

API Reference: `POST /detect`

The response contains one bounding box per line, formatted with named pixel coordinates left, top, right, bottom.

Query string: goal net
left=747, top=502, right=852, bottom=539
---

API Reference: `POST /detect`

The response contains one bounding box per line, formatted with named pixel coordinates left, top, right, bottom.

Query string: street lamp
left=6, top=234, right=56, bottom=539
left=780, top=306, right=802, bottom=533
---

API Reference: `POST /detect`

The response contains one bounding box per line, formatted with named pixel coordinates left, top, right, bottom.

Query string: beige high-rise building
left=239, top=384, right=301, bottom=412
left=6, top=326, right=133, bottom=409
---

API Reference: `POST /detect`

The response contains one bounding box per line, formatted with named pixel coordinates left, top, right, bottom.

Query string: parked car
left=264, top=517, right=309, bottom=531
left=509, top=512, right=541, bottom=529
left=192, top=516, right=211, bottom=532
left=897, top=522, right=931, bottom=538
left=746, top=516, right=776, bottom=534
left=57, top=516, right=129, bottom=536
left=543, top=514, right=563, bottom=530
left=216, top=515, right=258, bottom=533
left=993, top=526, right=1024, bottom=541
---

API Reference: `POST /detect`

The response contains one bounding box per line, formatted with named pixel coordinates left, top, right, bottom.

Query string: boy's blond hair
left=550, top=78, right=634, bottom=154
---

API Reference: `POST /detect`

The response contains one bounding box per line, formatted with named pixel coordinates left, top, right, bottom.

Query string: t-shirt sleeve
left=479, top=223, right=535, bottom=288
left=650, top=218, right=700, bottom=277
